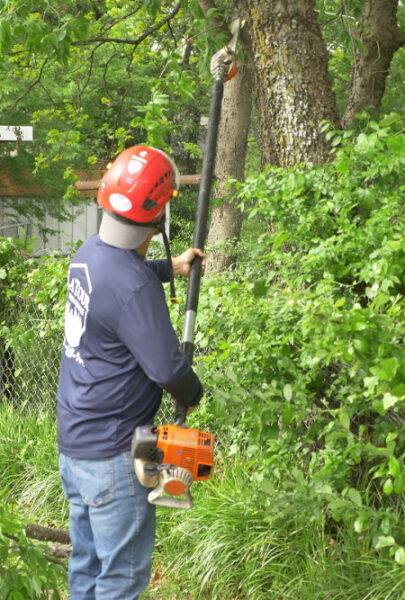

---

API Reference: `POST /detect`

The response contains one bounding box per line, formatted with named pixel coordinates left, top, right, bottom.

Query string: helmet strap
left=156, top=221, right=179, bottom=304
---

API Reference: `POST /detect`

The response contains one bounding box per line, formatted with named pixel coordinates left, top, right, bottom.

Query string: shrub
left=0, top=497, right=66, bottom=599
left=161, top=115, right=405, bottom=598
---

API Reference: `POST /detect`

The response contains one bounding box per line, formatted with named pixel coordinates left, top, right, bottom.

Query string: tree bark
left=206, top=61, right=253, bottom=273
left=342, top=0, right=405, bottom=128
left=235, top=0, right=340, bottom=167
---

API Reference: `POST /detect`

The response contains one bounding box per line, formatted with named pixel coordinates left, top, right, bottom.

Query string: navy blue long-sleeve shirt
left=57, top=234, right=203, bottom=458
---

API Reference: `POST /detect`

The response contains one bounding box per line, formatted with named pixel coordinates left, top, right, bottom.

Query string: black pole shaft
left=194, top=79, right=225, bottom=251
left=180, top=78, right=224, bottom=365
left=175, top=78, right=224, bottom=427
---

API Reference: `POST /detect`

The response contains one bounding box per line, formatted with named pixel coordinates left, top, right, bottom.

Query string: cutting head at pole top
left=210, top=17, right=241, bottom=82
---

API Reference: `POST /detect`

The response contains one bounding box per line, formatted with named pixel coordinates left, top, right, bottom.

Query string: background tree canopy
left=1, top=0, right=403, bottom=224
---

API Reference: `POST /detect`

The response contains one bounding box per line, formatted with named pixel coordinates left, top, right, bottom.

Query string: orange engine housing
left=156, top=425, right=215, bottom=481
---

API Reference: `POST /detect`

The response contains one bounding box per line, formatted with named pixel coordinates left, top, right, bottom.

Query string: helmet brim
left=99, top=210, right=153, bottom=250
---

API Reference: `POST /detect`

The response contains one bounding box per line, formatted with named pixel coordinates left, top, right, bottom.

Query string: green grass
left=1, top=404, right=403, bottom=600
left=0, top=402, right=68, bottom=526
left=151, top=460, right=405, bottom=600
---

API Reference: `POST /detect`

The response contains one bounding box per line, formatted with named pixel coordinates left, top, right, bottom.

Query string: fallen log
left=25, top=523, right=70, bottom=545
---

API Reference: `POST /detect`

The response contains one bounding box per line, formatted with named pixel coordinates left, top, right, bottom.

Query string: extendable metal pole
left=180, top=77, right=224, bottom=364
left=175, top=34, right=239, bottom=426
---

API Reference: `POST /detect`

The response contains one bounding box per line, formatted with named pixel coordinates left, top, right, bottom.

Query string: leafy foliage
left=0, top=0, right=216, bottom=225
left=0, top=115, right=404, bottom=598
left=161, top=114, right=405, bottom=598
left=0, top=497, right=65, bottom=599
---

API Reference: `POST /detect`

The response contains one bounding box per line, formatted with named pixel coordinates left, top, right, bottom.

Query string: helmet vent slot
left=149, top=171, right=171, bottom=194
left=142, top=197, right=158, bottom=210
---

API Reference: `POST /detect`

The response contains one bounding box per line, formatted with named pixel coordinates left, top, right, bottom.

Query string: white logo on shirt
left=64, top=263, right=92, bottom=367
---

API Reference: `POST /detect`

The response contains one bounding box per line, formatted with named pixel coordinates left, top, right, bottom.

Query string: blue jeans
left=59, top=452, right=155, bottom=600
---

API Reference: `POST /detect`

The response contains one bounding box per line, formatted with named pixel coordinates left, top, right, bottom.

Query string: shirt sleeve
left=116, top=280, right=203, bottom=407
left=145, top=259, right=170, bottom=282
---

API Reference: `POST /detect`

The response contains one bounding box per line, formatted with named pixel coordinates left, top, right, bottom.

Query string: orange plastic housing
left=156, top=425, right=215, bottom=481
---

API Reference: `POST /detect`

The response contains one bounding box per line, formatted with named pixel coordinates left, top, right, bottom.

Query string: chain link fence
left=1, top=295, right=174, bottom=425
left=1, top=296, right=59, bottom=411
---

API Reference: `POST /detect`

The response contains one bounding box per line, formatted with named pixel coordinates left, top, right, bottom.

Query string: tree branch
left=25, top=523, right=71, bottom=545
left=44, top=544, right=71, bottom=560
left=9, top=57, right=49, bottom=111
left=72, top=2, right=182, bottom=48
left=4, top=528, right=70, bottom=569
left=342, top=0, right=404, bottom=127
left=99, top=7, right=142, bottom=35
left=43, top=553, right=68, bottom=569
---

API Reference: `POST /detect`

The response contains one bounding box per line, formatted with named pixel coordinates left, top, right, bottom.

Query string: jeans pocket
left=70, top=457, right=115, bottom=507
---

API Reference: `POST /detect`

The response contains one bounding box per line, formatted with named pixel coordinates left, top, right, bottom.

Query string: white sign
left=0, top=126, right=33, bottom=142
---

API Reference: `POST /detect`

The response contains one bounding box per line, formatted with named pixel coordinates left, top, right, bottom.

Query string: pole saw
left=131, top=20, right=240, bottom=510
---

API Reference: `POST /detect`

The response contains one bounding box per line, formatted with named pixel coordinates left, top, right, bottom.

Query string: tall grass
left=155, top=458, right=405, bottom=600
left=0, top=403, right=67, bottom=525
left=1, top=403, right=403, bottom=599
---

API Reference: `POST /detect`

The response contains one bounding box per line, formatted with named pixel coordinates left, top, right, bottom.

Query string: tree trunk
left=206, top=61, right=252, bottom=273
left=235, top=0, right=340, bottom=167
left=342, top=0, right=405, bottom=128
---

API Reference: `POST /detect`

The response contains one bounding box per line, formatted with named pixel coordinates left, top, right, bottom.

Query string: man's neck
left=135, top=227, right=159, bottom=255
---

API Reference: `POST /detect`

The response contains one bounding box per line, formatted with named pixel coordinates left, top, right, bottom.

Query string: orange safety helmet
left=97, top=146, right=180, bottom=224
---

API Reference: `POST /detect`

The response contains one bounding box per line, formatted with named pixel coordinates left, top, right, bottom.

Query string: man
left=58, top=146, right=204, bottom=600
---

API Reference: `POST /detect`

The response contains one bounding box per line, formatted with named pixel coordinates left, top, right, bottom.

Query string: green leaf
left=374, top=535, right=396, bottom=550
left=0, top=267, right=7, bottom=279
left=291, top=467, right=305, bottom=484
left=271, top=230, right=289, bottom=250
left=380, top=516, right=391, bottom=535
left=315, top=484, right=333, bottom=495
left=283, top=384, right=293, bottom=401
left=143, top=0, right=161, bottom=18
left=382, top=393, right=398, bottom=410
left=388, top=456, right=400, bottom=478
left=0, top=20, right=12, bottom=52
left=73, top=16, right=89, bottom=42
left=333, top=297, right=346, bottom=308
left=393, top=476, right=404, bottom=494
left=262, top=479, right=275, bottom=495
left=282, top=403, right=293, bottom=426
left=253, top=279, right=268, bottom=298
left=354, top=513, right=368, bottom=533
left=372, top=399, right=385, bottom=415
left=364, top=376, right=378, bottom=391
left=382, top=478, right=394, bottom=495
left=394, top=546, right=405, bottom=565
left=377, top=357, right=399, bottom=381
left=347, top=487, right=362, bottom=507
left=339, top=410, right=350, bottom=430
